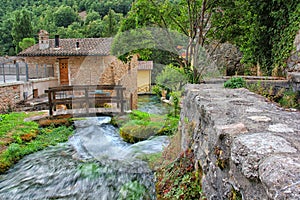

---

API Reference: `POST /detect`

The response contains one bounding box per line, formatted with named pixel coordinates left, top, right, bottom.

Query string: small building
left=137, top=61, right=153, bottom=93
left=18, top=30, right=138, bottom=109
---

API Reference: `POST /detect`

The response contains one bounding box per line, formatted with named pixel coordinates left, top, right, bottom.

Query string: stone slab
left=259, top=154, right=300, bottom=199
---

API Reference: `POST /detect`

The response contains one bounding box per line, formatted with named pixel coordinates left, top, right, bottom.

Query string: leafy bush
left=224, top=77, right=246, bottom=88
left=152, top=85, right=162, bottom=97
left=156, top=64, right=188, bottom=92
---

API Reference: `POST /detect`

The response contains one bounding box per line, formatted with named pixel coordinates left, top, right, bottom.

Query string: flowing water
left=137, top=95, right=171, bottom=115
left=0, top=96, right=170, bottom=200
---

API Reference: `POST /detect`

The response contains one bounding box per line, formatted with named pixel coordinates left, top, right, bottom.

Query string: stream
left=0, top=95, right=170, bottom=200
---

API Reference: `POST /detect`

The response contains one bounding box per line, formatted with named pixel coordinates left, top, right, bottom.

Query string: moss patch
left=115, top=110, right=179, bottom=143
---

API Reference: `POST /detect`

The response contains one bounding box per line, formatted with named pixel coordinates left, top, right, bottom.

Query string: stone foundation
left=180, top=84, right=300, bottom=199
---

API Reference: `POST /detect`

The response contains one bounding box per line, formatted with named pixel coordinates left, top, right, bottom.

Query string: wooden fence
left=46, top=85, right=126, bottom=116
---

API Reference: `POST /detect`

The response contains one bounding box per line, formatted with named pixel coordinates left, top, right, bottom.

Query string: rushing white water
left=0, top=116, right=169, bottom=200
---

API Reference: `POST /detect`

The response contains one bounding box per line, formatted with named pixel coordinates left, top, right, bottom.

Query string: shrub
left=224, top=77, right=246, bottom=88
left=279, top=90, right=299, bottom=108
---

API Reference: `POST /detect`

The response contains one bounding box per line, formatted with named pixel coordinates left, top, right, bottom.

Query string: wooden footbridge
left=46, top=85, right=127, bottom=116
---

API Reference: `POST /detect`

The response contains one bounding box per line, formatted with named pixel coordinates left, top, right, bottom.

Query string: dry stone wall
left=0, top=83, right=21, bottom=113
left=180, top=84, right=300, bottom=199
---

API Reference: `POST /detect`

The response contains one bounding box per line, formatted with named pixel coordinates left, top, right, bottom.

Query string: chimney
left=55, top=35, right=60, bottom=48
left=76, top=41, right=80, bottom=49
left=38, top=30, right=49, bottom=50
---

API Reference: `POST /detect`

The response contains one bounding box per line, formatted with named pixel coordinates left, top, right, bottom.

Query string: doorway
left=59, top=59, right=69, bottom=85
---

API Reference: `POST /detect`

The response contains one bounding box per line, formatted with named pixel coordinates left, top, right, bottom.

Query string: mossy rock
left=117, top=110, right=179, bottom=143
left=110, top=115, right=130, bottom=127
left=120, top=124, right=161, bottom=143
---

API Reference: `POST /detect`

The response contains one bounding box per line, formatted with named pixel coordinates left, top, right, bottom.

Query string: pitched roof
left=18, top=38, right=113, bottom=57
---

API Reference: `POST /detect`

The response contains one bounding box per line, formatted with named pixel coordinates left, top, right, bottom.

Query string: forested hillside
left=0, top=0, right=133, bottom=55
left=1, top=0, right=299, bottom=77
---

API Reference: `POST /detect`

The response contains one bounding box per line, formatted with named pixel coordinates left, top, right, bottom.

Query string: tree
left=11, top=9, right=33, bottom=54
left=85, top=11, right=101, bottom=25
left=53, top=6, right=80, bottom=28
left=102, top=9, right=123, bottom=37
left=84, top=19, right=105, bottom=38
left=19, top=38, right=35, bottom=51
left=114, top=0, right=223, bottom=83
left=0, top=16, right=14, bottom=55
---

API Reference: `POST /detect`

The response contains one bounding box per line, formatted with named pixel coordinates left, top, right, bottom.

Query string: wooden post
left=48, top=90, right=53, bottom=116
left=130, top=93, right=133, bottom=110
left=120, top=88, right=124, bottom=113
left=52, top=91, right=56, bottom=111
left=116, top=88, right=120, bottom=108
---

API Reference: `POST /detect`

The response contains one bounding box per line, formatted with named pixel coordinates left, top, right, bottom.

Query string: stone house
left=18, top=30, right=138, bottom=109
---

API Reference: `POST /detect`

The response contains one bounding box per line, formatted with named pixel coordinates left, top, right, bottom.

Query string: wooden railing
left=46, top=85, right=126, bottom=116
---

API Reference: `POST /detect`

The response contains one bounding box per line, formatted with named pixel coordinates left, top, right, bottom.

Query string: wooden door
left=59, top=59, right=69, bottom=85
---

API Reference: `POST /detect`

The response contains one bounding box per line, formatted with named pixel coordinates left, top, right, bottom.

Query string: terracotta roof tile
left=18, top=38, right=113, bottom=57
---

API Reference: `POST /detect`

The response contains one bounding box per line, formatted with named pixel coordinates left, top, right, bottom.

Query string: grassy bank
left=0, top=112, right=74, bottom=174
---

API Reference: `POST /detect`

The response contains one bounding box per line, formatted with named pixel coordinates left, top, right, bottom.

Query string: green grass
left=0, top=112, right=39, bottom=137
left=0, top=112, right=74, bottom=174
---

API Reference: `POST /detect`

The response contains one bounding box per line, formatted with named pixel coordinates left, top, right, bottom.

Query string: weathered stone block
left=259, top=154, right=300, bottom=199
left=231, top=132, right=297, bottom=179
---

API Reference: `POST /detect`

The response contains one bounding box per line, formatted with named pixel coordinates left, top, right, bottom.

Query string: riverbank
left=0, top=111, right=74, bottom=174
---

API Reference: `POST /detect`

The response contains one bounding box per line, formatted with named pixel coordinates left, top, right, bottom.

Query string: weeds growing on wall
left=224, top=77, right=246, bottom=89
left=155, top=148, right=205, bottom=200
left=246, top=82, right=299, bottom=110
left=143, top=121, right=206, bottom=199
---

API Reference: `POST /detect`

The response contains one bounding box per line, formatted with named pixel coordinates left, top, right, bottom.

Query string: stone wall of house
left=24, top=55, right=139, bottom=109
left=0, top=78, right=58, bottom=113
left=0, top=83, right=22, bottom=113
left=100, top=55, right=138, bottom=109
left=180, top=83, right=300, bottom=199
